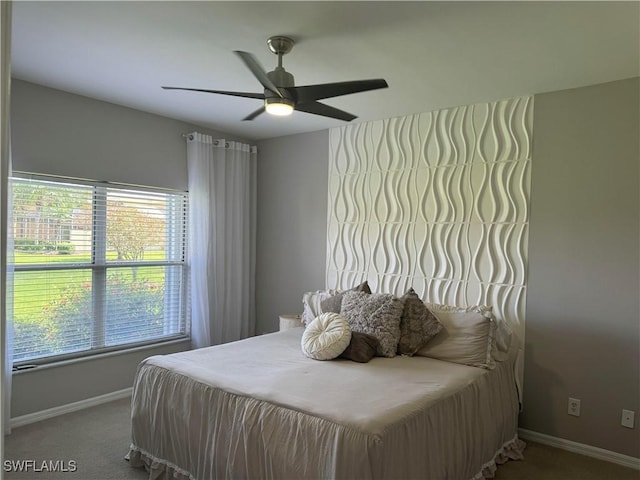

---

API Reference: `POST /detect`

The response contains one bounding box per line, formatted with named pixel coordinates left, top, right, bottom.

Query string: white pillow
left=416, top=304, right=501, bottom=369
left=302, top=289, right=337, bottom=326
left=301, top=313, right=352, bottom=361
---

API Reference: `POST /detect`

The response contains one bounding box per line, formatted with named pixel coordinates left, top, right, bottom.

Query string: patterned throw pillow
left=340, top=291, right=404, bottom=358
left=397, top=289, right=443, bottom=356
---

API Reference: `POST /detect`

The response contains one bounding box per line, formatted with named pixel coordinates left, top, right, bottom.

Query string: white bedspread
left=128, top=328, right=523, bottom=480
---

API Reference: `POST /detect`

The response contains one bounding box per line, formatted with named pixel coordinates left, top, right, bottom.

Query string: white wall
left=325, top=97, right=532, bottom=338
left=10, top=79, right=247, bottom=416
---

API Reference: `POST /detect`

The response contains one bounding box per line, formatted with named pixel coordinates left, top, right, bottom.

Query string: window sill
left=12, top=336, right=191, bottom=375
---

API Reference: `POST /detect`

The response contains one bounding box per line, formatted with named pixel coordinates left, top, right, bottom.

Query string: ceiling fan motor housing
left=267, top=67, right=295, bottom=97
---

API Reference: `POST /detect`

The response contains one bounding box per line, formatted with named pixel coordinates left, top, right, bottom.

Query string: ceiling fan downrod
left=266, top=36, right=295, bottom=89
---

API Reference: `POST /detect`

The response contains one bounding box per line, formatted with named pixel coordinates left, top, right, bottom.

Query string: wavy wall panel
left=326, top=96, right=533, bottom=346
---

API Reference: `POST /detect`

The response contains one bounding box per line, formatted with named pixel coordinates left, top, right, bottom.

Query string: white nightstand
left=279, top=314, right=304, bottom=331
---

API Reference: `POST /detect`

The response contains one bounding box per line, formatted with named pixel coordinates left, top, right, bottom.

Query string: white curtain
left=1, top=0, right=12, bottom=441
left=187, top=133, right=256, bottom=348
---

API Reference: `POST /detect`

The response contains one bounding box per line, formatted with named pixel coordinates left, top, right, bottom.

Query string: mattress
left=128, top=327, right=523, bottom=479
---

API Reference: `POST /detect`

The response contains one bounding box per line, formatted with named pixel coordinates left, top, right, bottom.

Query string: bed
left=127, top=323, right=524, bottom=480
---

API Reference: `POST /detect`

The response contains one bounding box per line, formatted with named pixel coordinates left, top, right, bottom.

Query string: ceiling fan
left=162, top=35, right=389, bottom=122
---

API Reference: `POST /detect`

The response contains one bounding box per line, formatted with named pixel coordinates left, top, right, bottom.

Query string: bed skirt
left=127, top=329, right=525, bottom=480
left=127, top=436, right=526, bottom=480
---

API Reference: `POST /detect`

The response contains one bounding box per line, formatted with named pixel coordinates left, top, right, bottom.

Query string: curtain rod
left=181, top=133, right=234, bottom=148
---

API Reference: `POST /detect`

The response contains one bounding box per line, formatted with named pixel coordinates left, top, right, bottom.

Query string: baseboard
left=518, top=428, right=640, bottom=471
left=10, top=387, right=133, bottom=429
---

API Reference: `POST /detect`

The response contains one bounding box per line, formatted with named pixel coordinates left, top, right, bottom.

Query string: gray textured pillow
left=397, top=289, right=443, bottom=356
left=340, top=291, right=404, bottom=357
left=340, top=332, right=379, bottom=363
left=320, top=281, right=371, bottom=314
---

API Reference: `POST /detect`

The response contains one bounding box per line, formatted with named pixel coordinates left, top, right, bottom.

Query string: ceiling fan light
left=265, top=98, right=294, bottom=116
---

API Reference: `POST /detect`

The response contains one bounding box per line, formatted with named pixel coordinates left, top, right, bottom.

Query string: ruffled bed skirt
left=126, top=446, right=193, bottom=480
left=126, top=436, right=527, bottom=480
left=477, top=435, right=527, bottom=479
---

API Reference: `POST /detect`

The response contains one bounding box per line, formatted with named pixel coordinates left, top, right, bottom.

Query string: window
left=10, top=174, right=189, bottom=364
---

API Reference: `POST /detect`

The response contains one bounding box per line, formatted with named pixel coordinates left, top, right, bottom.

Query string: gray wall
left=10, top=79, right=246, bottom=416
left=11, top=341, right=188, bottom=417
left=523, top=77, right=639, bottom=457
left=11, top=80, right=248, bottom=190
left=255, top=130, right=329, bottom=334
left=12, top=80, right=185, bottom=189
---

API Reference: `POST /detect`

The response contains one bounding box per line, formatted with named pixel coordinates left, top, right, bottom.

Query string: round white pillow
left=301, top=312, right=352, bottom=360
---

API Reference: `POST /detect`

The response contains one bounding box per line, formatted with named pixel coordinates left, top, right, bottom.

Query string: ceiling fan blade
left=233, top=51, right=284, bottom=98
left=295, top=101, right=357, bottom=122
left=162, top=86, right=264, bottom=100
left=242, top=106, right=266, bottom=121
left=293, top=79, right=388, bottom=103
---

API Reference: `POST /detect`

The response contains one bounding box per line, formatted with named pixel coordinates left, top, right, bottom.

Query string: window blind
left=11, top=175, right=189, bottom=364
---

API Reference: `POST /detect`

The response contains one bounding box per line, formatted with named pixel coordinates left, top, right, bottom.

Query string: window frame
left=10, top=173, right=190, bottom=367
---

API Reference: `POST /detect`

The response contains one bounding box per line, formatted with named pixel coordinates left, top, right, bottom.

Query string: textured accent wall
left=326, top=96, right=533, bottom=341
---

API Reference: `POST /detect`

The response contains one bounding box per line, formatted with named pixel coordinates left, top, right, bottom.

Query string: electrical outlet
left=568, top=398, right=581, bottom=417
left=622, top=410, right=635, bottom=429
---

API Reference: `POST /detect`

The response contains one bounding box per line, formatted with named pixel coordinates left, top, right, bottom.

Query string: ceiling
left=10, top=1, right=640, bottom=141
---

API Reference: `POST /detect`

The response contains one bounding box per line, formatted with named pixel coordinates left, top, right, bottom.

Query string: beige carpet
left=5, top=398, right=147, bottom=480
left=4, top=396, right=638, bottom=480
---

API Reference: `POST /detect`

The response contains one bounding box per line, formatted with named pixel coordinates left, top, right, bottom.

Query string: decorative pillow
left=301, top=313, right=352, bottom=361
left=301, top=289, right=337, bottom=326
left=340, top=332, right=380, bottom=363
left=320, top=281, right=372, bottom=314
left=340, top=291, right=404, bottom=358
left=416, top=304, right=499, bottom=369
left=397, top=289, right=443, bottom=356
